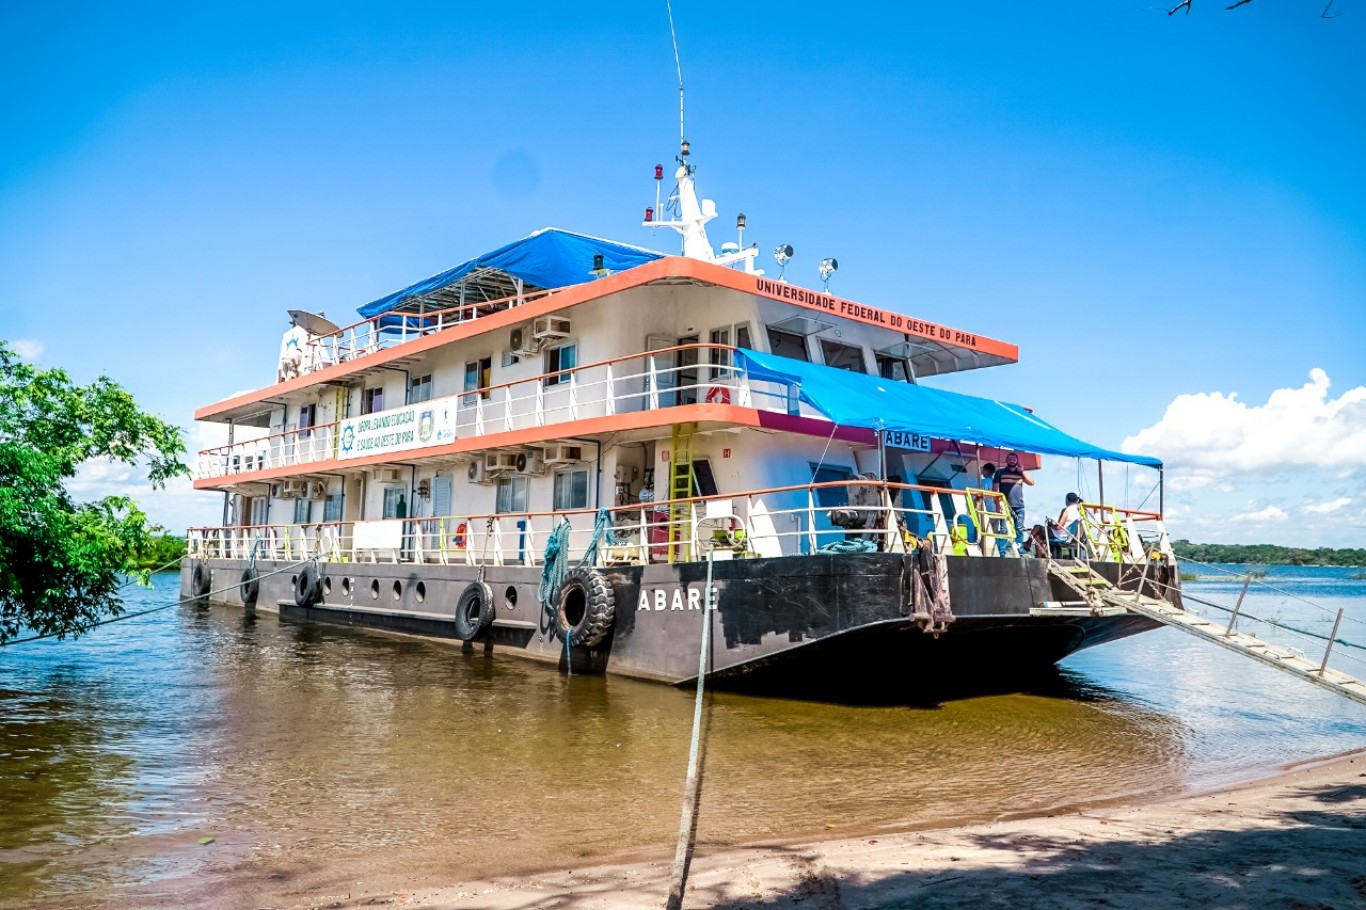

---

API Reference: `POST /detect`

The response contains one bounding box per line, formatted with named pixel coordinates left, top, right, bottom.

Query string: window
left=249, top=497, right=269, bottom=527
left=820, top=339, right=867, bottom=373
left=293, top=498, right=312, bottom=524
left=766, top=327, right=810, bottom=361
left=708, top=327, right=731, bottom=379
left=362, top=386, right=384, bottom=415
left=553, top=468, right=590, bottom=511
left=323, top=493, right=343, bottom=523
left=382, top=487, right=408, bottom=519
left=495, top=475, right=529, bottom=513
left=810, top=464, right=854, bottom=507
left=877, top=354, right=912, bottom=383
left=297, top=403, right=317, bottom=438
left=409, top=374, right=433, bottom=404
left=544, top=343, right=577, bottom=387
left=735, top=323, right=752, bottom=350
left=463, top=358, right=491, bottom=404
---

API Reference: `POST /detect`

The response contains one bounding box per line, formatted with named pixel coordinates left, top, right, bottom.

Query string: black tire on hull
left=555, top=567, right=615, bottom=649
left=294, top=566, right=322, bottom=607
left=239, top=567, right=260, bottom=607
left=190, top=562, right=211, bottom=598
left=454, top=581, right=495, bottom=640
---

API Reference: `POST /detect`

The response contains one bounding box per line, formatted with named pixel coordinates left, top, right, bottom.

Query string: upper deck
left=196, top=251, right=1018, bottom=428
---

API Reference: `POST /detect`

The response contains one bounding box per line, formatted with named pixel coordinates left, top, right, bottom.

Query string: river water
left=1, top=567, right=1364, bottom=906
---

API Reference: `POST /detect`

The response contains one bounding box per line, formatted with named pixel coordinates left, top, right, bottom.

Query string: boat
left=182, top=140, right=1179, bottom=697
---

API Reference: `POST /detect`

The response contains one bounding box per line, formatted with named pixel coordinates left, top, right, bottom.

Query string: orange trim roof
left=196, top=256, right=1018, bottom=422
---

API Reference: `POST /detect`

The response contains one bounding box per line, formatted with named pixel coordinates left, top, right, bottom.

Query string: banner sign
left=337, top=393, right=458, bottom=460
left=881, top=429, right=932, bottom=452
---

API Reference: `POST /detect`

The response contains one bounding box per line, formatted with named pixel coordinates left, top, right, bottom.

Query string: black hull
left=181, top=553, right=1174, bottom=696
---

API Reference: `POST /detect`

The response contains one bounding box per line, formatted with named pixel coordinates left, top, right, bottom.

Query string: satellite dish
left=287, top=309, right=342, bottom=336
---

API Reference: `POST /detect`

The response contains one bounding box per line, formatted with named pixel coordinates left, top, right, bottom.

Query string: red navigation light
left=644, top=206, right=654, bottom=222
left=654, top=164, right=664, bottom=180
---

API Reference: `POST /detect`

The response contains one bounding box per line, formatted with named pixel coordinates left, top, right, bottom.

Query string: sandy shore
left=135, top=750, right=1365, bottom=910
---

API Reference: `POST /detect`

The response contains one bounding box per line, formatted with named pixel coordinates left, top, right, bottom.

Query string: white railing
left=196, top=344, right=793, bottom=480
left=187, top=481, right=1170, bottom=568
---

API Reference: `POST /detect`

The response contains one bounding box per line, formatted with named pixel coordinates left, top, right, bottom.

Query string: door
left=676, top=335, right=699, bottom=405
left=645, top=333, right=675, bottom=408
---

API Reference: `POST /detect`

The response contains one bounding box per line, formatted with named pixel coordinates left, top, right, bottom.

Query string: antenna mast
left=666, top=0, right=684, bottom=143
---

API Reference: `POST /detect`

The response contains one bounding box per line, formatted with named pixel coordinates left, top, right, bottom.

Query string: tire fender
left=293, top=565, right=322, bottom=607
left=191, top=562, right=212, bottom=598
left=555, top=567, right=616, bottom=649
left=454, top=581, right=495, bottom=640
left=239, top=566, right=260, bottom=607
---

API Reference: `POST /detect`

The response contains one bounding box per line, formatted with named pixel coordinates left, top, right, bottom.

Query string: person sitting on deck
left=1047, top=492, right=1085, bottom=559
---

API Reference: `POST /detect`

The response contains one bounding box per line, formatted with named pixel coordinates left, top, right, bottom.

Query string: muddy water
left=1, top=569, right=1363, bottom=906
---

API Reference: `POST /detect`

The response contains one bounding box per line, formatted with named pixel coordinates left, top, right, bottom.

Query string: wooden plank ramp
left=1045, top=561, right=1366, bottom=707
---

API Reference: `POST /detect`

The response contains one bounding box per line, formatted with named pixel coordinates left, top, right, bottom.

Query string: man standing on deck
left=995, top=453, right=1034, bottom=548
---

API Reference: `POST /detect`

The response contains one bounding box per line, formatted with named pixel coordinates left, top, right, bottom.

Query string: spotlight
left=819, top=257, right=838, bottom=290
left=774, top=244, right=794, bottom=282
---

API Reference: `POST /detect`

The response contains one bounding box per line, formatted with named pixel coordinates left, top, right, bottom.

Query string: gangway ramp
left=1044, top=561, right=1366, bottom=708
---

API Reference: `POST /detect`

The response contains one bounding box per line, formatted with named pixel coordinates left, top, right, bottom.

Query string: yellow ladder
left=1079, top=503, right=1130, bottom=563
left=668, top=422, right=696, bottom=563
left=964, top=487, right=1016, bottom=555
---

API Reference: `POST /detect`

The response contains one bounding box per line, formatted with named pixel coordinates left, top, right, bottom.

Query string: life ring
left=704, top=385, right=731, bottom=405
left=239, top=566, right=260, bottom=607
left=293, top=565, right=322, bottom=607
left=555, top=566, right=616, bottom=649
left=452, top=521, right=469, bottom=551
left=190, top=562, right=212, bottom=598
left=454, top=581, right=495, bottom=640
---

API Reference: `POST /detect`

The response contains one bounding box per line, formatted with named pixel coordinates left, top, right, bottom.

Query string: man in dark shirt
left=994, top=453, right=1034, bottom=548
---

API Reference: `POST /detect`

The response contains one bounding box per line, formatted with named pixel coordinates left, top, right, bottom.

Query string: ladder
left=1045, top=561, right=1366, bottom=707
left=668, top=422, right=696, bottom=563
left=964, top=487, right=1017, bottom=556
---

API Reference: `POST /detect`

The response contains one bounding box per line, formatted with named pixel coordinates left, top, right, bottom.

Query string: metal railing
left=188, top=480, right=1170, bottom=568
left=196, top=343, right=802, bottom=480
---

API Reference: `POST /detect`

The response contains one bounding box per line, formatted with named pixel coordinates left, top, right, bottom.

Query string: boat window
left=297, top=403, right=316, bottom=438
left=362, top=386, right=384, bottom=415
left=735, top=322, right=752, bottom=350
left=293, top=498, right=312, bottom=524
left=382, top=487, right=408, bottom=520
left=820, top=339, right=867, bottom=373
left=463, top=359, right=491, bottom=403
left=248, top=497, right=268, bottom=527
left=766, top=327, right=810, bottom=362
left=691, top=459, right=718, bottom=497
left=323, top=493, right=343, bottom=523
left=708, top=327, right=730, bottom=379
left=809, top=464, right=853, bottom=507
left=495, top=475, right=529, bottom=513
left=876, top=354, right=912, bottom=383
left=409, top=373, right=433, bottom=404
left=553, top=468, right=590, bottom=511
left=544, top=343, right=577, bottom=387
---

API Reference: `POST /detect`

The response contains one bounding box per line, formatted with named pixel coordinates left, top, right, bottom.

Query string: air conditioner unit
left=515, top=449, right=544, bottom=475
left=532, top=315, right=571, bottom=341
left=373, top=468, right=403, bottom=484
left=466, top=461, right=489, bottom=484
left=509, top=326, right=539, bottom=357
left=281, top=479, right=308, bottom=499
left=543, top=444, right=584, bottom=465
left=309, top=481, right=328, bottom=500
left=484, top=452, right=519, bottom=474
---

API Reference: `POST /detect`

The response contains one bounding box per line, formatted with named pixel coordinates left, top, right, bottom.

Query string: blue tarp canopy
left=736, top=349, right=1161, bottom=468
left=358, top=228, right=665, bottom=318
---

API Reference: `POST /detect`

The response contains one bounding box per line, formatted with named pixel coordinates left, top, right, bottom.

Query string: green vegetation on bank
left=136, top=534, right=187, bottom=571
left=0, top=341, right=187, bottom=644
left=1172, top=540, right=1366, bottom=567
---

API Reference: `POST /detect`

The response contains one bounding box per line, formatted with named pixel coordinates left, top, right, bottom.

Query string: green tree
left=0, top=342, right=187, bottom=643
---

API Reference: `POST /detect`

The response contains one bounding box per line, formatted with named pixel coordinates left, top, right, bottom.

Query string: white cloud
left=9, top=339, right=43, bottom=361
left=1232, top=504, right=1288, bottom=524
left=1301, top=497, right=1351, bottom=515
left=1123, top=369, right=1366, bottom=490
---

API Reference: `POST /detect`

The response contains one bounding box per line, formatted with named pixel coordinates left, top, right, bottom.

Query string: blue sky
left=2, top=2, right=1363, bottom=547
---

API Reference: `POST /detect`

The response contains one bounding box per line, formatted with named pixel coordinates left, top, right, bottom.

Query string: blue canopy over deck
left=358, top=228, right=665, bottom=319
left=736, top=349, right=1161, bottom=468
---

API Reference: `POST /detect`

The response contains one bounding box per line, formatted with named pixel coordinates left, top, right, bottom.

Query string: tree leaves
left=0, top=341, right=188, bottom=644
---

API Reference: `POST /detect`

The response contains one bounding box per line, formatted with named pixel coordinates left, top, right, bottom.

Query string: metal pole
left=1318, top=609, right=1345, bottom=675
left=1159, top=467, right=1165, bottom=517
left=1097, top=460, right=1105, bottom=506
left=666, top=548, right=715, bottom=910
left=1224, top=574, right=1252, bottom=636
